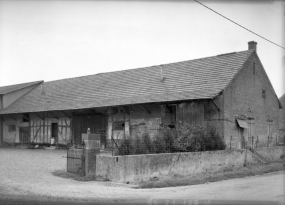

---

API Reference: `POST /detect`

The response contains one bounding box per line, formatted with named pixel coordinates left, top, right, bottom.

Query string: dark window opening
left=113, top=121, right=124, bottom=130
left=8, top=125, right=16, bottom=132
left=169, top=105, right=176, bottom=125
left=162, top=105, right=176, bottom=128
left=253, top=62, right=255, bottom=74
left=262, top=90, right=266, bottom=98
left=204, top=102, right=211, bottom=121
left=22, top=113, right=29, bottom=122
left=51, top=123, right=58, bottom=142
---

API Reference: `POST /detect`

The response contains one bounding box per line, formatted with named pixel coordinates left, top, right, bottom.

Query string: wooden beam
left=35, top=113, right=44, bottom=120
left=211, top=99, right=221, bottom=112
left=102, top=108, right=108, bottom=116
left=32, top=125, right=41, bottom=142
left=62, top=111, right=71, bottom=119
left=64, top=119, right=69, bottom=127
left=22, top=114, right=29, bottom=121
left=90, top=109, right=98, bottom=114
left=8, top=115, right=17, bottom=121
left=165, top=105, right=173, bottom=113
left=0, top=116, right=3, bottom=146
left=50, top=112, right=59, bottom=120
left=142, top=104, right=151, bottom=114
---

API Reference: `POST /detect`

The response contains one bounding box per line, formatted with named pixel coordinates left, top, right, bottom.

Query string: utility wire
left=194, top=0, right=285, bottom=50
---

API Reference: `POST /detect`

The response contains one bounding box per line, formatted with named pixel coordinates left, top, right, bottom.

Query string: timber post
left=0, top=116, right=3, bottom=147
left=82, top=133, right=100, bottom=178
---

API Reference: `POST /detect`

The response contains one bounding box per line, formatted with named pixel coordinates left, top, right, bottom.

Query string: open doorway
left=51, top=123, right=58, bottom=145
left=19, top=127, right=30, bottom=144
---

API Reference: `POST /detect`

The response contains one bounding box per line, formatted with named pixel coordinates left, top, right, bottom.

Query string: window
left=8, top=125, right=16, bottom=132
left=253, top=62, right=255, bottom=74
left=262, top=90, right=266, bottom=98
left=113, top=121, right=124, bottom=130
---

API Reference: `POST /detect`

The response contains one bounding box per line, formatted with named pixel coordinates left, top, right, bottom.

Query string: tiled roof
left=0, top=50, right=253, bottom=114
left=0, top=81, right=43, bottom=95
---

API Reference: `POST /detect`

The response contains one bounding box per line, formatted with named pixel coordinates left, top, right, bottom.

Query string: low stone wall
left=254, top=146, right=284, bottom=161
left=95, top=149, right=257, bottom=183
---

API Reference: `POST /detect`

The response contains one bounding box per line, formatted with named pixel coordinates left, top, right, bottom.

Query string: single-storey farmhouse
left=0, top=81, right=43, bottom=145
left=0, top=41, right=282, bottom=149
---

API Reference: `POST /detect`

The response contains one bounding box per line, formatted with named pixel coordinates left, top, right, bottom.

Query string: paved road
left=0, top=147, right=284, bottom=205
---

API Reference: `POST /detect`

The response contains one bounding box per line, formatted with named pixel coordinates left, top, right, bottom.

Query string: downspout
left=221, top=91, right=226, bottom=149
left=0, top=95, right=3, bottom=146
left=211, top=92, right=224, bottom=145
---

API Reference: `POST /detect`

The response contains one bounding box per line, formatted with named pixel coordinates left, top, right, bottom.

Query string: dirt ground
left=0, top=147, right=284, bottom=205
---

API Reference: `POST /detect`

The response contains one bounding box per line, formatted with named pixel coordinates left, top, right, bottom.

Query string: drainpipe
left=0, top=115, right=3, bottom=147
left=0, top=96, right=3, bottom=146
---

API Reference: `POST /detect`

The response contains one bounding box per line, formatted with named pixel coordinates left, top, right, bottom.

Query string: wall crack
left=168, top=153, right=181, bottom=174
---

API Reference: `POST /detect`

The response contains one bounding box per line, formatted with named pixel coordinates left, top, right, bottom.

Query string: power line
left=194, top=0, right=285, bottom=50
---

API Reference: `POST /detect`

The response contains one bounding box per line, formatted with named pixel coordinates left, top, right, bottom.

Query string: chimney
left=160, top=66, right=166, bottom=82
left=41, top=84, right=45, bottom=95
left=248, top=41, right=257, bottom=51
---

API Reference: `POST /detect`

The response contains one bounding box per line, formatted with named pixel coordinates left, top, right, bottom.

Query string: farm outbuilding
left=0, top=41, right=282, bottom=149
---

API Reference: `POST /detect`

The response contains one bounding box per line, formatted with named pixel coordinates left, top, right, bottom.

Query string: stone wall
left=254, top=146, right=284, bottom=161
left=95, top=149, right=257, bottom=183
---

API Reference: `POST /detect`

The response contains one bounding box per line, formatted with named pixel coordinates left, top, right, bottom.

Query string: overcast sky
left=0, top=0, right=284, bottom=97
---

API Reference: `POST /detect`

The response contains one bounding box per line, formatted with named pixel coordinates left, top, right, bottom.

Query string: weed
left=138, top=162, right=284, bottom=189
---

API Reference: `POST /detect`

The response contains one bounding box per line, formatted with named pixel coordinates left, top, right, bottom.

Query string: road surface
left=0, top=147, right=284, bottom=205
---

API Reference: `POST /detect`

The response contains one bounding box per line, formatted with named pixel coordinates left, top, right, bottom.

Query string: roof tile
left=0, top=81, right=43, bottom=95
left=0, top=50, right=253, bottom=114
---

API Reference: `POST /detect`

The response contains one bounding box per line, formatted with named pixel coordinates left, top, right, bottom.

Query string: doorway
left=19, top=127, right=30, bottom=144
left=51, top=123, right=58, bottom=144
left=72, top=114, right=106, bottom=146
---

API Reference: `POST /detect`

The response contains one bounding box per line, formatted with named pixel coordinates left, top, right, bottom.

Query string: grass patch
left=138, top=162, right=284, bottom=189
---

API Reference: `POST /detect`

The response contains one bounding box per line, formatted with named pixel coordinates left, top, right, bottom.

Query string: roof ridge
left=43, top=49, right=251, bottom=85
left=0, top=49, right=253, bottom=114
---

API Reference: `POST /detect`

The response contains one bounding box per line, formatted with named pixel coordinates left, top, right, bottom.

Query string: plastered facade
left=223, top=51, right=280, bottom=149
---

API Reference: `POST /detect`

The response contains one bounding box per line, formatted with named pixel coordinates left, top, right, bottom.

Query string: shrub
left=118, top=124, right=225, bottom=155
left=119, top=138, right=134, bottom=155
left=153, top=128, right=176, bottom=153
left=174, top=123, right=225, bottom=152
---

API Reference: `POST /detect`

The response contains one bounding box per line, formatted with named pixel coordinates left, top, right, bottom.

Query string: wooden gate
left=19, top=127, right=30, bottom=144
left=67, top=148, right=84, bottom=175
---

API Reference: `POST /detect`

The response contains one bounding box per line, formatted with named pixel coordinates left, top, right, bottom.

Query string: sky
left=0, top=0, right=284, bottom=97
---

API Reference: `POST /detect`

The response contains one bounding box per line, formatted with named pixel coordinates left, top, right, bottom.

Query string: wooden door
left=238, top=127, right=245, bottom=149
left=19, top=127, right=30, bottom=144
